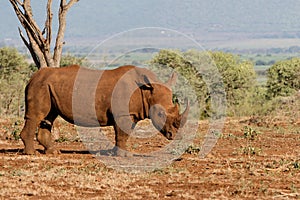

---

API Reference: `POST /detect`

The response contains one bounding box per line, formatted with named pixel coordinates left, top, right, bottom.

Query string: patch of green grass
left=290, top=184, right=299, bottom=194
left=9, top=119, right=23, bottom=141
left=293, top=161, right=300, bottom=169
left=243, top=126, right=261, bottom=140
left=55, top=136, right=69, bottom=143
left=241, top=146, right=261, bottom=156
left=10, top=169, right=23, bottom=177
left=239, top=126, right=262, bottom=156
left=185, top=145, right=201, bottom=154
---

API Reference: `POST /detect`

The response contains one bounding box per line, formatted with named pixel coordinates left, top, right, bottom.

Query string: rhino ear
left=165, top=72, right=177, bottom=87
left=136, top=74, right=153, bottom=90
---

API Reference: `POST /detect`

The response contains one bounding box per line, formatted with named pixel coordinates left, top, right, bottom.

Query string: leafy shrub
left=0, top=47, right=32, bottom=116
left=243, top=126, right=261, bottom=140
left=150, top=49, right=210, bottom=118
left=150, top=49, right=257, bottom=117
left=60, top=53, right=87, bottom=67
left=209, top=51, right=256, bottom=116
left=241, top=146, right=261, bottom=155
left=266, top=58, right=300, bottom=98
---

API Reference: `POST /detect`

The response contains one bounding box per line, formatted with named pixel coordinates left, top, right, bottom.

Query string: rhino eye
left=158, top=111, right=165, bottom=118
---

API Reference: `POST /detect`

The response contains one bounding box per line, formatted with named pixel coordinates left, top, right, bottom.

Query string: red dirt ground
left=0, top=116, right=299, bottom=199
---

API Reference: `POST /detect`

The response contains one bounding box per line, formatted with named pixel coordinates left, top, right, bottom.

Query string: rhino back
left=25, top=65, right=148, bottom=126
left=24, top=65, right=80, bottom=122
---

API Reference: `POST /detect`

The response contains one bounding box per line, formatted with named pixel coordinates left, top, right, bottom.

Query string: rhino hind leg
left=21, top=85, right=53, bottom=155
left=37, top=111, right=59, bottom=154
left=20, top=119, right=39, bottom=155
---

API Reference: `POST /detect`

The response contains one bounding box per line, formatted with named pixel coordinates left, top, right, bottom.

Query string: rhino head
left=140, top=72, right=190, bottom=140
left=149, top=99, right=190, bottom=140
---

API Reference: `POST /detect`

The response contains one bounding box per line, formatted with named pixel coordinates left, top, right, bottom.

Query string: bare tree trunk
left=9, top=0, right=79, bottom=69
left=53, top=0, right=79, bottom=67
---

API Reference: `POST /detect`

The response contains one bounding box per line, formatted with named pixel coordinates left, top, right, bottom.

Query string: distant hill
left=1, top=0, right=300, bottom=47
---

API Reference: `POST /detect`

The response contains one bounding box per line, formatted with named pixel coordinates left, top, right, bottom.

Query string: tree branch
left=42, top=0, right=55, bottom=67
left=25, top=28, right=48, bottom=68
left=9, top=0, right=47, bottom=68
left=45, top=0, right=53, bottom=45
left=53, top=0, right=79, bottom=67
left=23, top=0, right=45, bottom=46
left=10, top=0, right=79, bottom=68
left=65, top=0, right=79, bottom=10
left=15, top=0, right=23, bottom=6
left=18, top=27, right=40, bottom=68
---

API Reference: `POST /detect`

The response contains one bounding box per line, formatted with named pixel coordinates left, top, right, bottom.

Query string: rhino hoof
left=23, top=148, right=37, bottom=155
left=45, top=148, right=60, bottom=155
left=112, top=147, right=133, bottom=157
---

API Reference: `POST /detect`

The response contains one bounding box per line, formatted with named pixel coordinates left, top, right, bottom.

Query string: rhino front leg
left=20, top=119, right=39, bottom=155
left=113, top=117, right=135, bottom=157
left=113, top=126, right=131, bottom=157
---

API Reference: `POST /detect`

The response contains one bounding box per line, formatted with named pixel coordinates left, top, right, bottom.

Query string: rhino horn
left=179, top=99, right=190, bottom=127
left=166, top=72, right=177, bottom=87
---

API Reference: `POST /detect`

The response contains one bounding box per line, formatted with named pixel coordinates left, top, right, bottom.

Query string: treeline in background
left=0, top=47, right=299, bottom=119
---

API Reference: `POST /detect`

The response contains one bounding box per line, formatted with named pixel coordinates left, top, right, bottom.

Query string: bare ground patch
left=0, top=116, right=299, bottom=199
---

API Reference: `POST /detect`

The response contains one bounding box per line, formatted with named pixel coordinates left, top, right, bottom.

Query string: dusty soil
left=0, top=116, right=299, bottom=200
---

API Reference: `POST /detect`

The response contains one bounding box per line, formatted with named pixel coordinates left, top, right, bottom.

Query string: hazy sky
left=1, top=1, right=300, bottom=41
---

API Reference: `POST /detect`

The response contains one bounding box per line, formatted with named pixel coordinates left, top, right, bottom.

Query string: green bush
left=0, top=47, right=32, bottom=116
left=150, top=49, right=211, bottom=118
left=150, top=49, right=257, bottom=117
left=60, top=53, right=87, bottom=67
left=266, top=58, right=300, bottom=98
left=209, top=51, right=256, bottom=115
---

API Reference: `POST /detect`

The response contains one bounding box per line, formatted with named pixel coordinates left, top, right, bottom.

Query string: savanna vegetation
left=0, top=46, right=299, bottom=199
left=1, top=1, right=299, bottom=199
left=150, top=49, right=300, bottom=117
left=1, top=47, right=299, bottom=118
